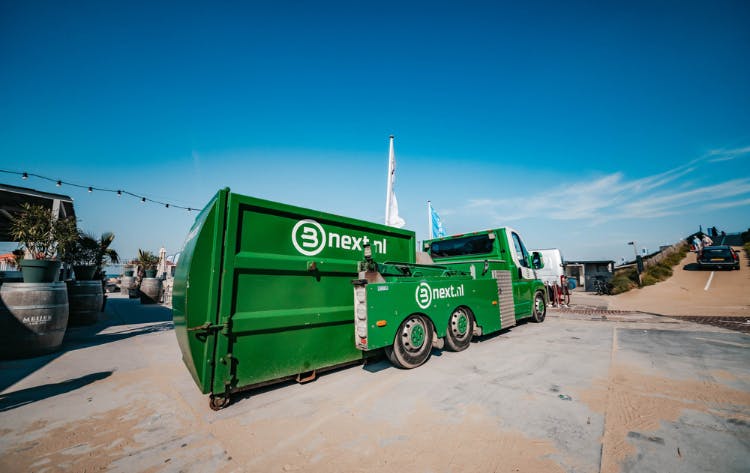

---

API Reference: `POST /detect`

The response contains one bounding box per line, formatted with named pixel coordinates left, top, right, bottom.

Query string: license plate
left=710, top=258, right=724, bottom=261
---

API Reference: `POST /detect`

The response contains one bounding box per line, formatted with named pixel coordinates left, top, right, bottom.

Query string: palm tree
left=91, top=232, right=120, bottom=281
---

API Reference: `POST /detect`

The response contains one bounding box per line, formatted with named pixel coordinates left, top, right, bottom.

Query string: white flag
left=385, top=135, right=406, bottom=228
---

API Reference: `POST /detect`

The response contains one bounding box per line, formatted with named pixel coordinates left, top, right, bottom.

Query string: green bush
left=611, top=269, right=638, bottom=294
left=647, top=263, right=673, bottom=280
left=641, top=274, right=658, bottom=286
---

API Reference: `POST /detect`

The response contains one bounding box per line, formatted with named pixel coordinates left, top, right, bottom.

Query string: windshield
left=702, top=248, right=732, bottom=258
left=429, top=234, right=494, bottom=259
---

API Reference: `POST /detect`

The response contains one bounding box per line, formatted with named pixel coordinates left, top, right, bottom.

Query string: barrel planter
left=66, top=280, right=103, bottom=326
left=121, top=275, right=138, bottom=298
left=139, top=278, right=162, bottom=304
left=0, top=282, right=68, bottom=359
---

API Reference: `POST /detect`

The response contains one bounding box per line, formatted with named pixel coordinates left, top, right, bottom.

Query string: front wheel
left=444, top=307, right=474, bottom=352
left=384, top=314, right=434, bottom=369
left=531, top=291, right=546, bottom=323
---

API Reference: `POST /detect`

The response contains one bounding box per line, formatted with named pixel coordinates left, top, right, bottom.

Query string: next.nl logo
left=415, top=282, right=465, bottom=309
left=291, top=219, right=388, bottom=257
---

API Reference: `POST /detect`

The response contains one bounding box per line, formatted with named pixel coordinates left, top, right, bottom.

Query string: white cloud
left=705, top=146, right=750, bottom=162
left=462, top=157, right=750, bottom=226
left=702, top=197, right=750, bottom=210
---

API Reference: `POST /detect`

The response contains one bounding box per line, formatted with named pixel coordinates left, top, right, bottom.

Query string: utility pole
left=628, top=241, right=642, bottom=286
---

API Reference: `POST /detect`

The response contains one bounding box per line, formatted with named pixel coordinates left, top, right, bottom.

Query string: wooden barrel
left=0, top=282, right=68, bottom=359
left=66, top=280, right=103, bottom=326
left=121, top=275, right=139, bottom=298
left=139, top=278, right=162, bottom=304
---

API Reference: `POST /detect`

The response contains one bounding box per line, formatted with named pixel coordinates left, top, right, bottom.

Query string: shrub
left=647, top=263, right=673, bottom=280
left=611, top=269, right=638, bottom=294
left=641, top=274, right=658, bottom=286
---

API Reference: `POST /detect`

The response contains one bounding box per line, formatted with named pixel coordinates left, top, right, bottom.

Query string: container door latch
left=187, top=322, right=227, bottom=340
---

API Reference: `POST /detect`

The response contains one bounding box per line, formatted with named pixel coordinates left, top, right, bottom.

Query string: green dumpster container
left=172, top=188, right=415, bottom=409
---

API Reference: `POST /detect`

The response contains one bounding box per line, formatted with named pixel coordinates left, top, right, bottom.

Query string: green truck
left=173, top=189, right=545, bottom=409
left=353, top=229, right=547, bottom=369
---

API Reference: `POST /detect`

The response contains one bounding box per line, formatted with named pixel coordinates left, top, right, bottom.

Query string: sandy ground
left=597, top=248, right=749, bottom=316
left=1, top=260, right=749, bottom=472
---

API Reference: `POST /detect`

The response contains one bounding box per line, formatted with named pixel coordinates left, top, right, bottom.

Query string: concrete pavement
left=1, top=293, right=748, bottom=472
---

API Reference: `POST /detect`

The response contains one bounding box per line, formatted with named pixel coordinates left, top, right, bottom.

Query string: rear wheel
left=209, top=394, right=231, bottom=411
left=531, top=291, right=546, bottom=323
left=445, top=307, right=474, bottom=352
left=384, top=314, right=433, bottom=369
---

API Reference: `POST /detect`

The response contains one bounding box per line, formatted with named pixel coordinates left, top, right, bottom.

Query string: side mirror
left=531, top=252, right=544, bottom=270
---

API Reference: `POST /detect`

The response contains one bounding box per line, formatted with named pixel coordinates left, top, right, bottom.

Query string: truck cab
left=424, top=227, right=545, bottom=319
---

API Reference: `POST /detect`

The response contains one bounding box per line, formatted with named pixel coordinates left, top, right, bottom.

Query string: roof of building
left=0, top=183, right=76, bottom=242
left=565, top=260, right=615, bottom=265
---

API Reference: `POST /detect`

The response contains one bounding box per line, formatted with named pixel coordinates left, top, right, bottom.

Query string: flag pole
left=427, top=201, right=433, bottom=239
left=385, top=135, right=394, bottom=225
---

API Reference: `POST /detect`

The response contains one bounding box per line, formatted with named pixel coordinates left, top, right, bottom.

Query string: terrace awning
left=0, top=183, right=76, bottom=242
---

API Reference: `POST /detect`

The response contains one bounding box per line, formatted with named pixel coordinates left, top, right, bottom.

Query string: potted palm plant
left=137, top=249, right=160, bottom=278
left=61, top=233, right=99, bottom=280
left=86, top=232, right=120, bottom=282
left=10, top=203, right=78, bottom=283
left=92, top=232, right=119, bottom=310
left=137, top=249, right=162, bottom=304
left=58, top=231, right=120, bottom=323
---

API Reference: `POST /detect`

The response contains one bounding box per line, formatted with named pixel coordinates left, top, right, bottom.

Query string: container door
left=172, top=189, right=229, bottom=394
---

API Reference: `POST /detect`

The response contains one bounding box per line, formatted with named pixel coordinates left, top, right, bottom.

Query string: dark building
left=564, top=260, right=615, bottom=292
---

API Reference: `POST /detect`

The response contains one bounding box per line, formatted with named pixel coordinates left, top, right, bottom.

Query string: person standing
left=692, top=235, right=702, bottom=252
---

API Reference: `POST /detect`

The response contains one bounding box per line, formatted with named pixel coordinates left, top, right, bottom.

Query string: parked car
left=697, top=245, right=740, bottom=270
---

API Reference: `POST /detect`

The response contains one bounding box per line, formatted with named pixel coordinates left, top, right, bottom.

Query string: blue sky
left=1, top=1, right=749, bottom=263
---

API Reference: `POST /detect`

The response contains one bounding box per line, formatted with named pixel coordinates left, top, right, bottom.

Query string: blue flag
left=430, top=203, right=446, bottom=238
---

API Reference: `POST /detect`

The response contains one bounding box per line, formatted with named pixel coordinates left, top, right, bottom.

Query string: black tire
left=531, top=291, right=546, bottom=323
left=384, top=314, right=434, bottom=369
left=444, top=307, right=474, bottom=352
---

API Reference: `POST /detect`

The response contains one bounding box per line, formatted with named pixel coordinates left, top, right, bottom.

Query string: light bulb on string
left=0, top=168, right=198, bottom=211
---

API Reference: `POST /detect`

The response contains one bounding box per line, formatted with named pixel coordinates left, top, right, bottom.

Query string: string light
left=1, top=169, right=199, bottom=211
